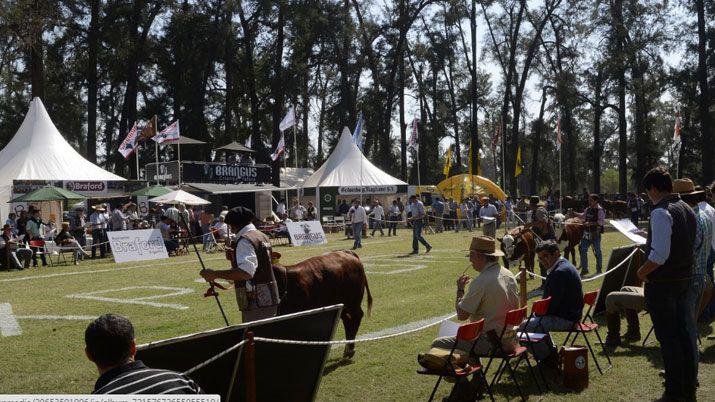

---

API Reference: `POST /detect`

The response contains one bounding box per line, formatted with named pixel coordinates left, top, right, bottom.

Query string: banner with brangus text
left=286, top=221, right=327, bottom=246
left=106, top=229, right=169, bottom=263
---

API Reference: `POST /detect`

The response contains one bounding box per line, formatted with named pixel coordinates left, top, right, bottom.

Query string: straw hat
left=673, top=178, right=704, bottom=196
left=92, top=205, right=106, bottom=212
left=469, top=236, right=505, bottom=257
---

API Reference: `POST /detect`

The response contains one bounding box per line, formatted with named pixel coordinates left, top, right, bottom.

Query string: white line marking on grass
left=365, top=265, right=428, bottom=275
left=15, top=315, right=96, bottom=320
left=0, top=303, right=22, bottom=336
left=0, top=256, right=226, bottom=283
left=330, top=313, right=453, bottom=349
left=66, top=286, right=194, bottom=310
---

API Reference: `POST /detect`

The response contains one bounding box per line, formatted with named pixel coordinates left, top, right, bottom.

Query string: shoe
left=580, top=269, right=589, bottom=276
left=351, top=247, right=358, bottom=250
left=409, top=250, right=419, bottom=255
left=426, top=246, right=432, bottom=254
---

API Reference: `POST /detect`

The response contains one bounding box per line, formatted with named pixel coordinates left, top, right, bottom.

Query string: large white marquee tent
left=0, top=97, right=125, bottom=219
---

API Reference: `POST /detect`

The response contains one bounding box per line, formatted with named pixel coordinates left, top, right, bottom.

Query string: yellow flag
left=515, top=146, right=523, bottom=177
left=477, top=152, right=482, bottom=176
left=443, top=147, right=453, bottom=178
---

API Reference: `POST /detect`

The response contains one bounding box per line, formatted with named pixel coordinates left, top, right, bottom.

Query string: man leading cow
left=200, top=207, right=281, bottom=323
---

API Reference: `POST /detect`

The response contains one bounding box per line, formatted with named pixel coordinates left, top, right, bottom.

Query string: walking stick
left=180, top=211, right=230, bottom=326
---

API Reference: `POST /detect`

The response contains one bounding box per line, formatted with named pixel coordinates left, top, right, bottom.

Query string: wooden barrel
left=559, top=346, right=588, bottom=390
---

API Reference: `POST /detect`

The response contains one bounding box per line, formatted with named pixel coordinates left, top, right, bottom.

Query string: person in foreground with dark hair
left=85, top=313, right=202, bottom=394
left=637, top=166, right=697, bottom=402
left=518, top=240, right=583, bottom=365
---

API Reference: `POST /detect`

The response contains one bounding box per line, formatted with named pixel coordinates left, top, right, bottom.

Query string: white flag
left=408, top=118, right=419, bottom=151
left=279, top=107, right=295, bottom=132
left=245, top=135, right=252, bottom=148
left=673, top=111, right=682, bottom=143
left=153, top=120, right=180, bottom=144
left=118, top=123, right=138, bottom=159
left=271, top=134, right=285, bottom=161
left=352, top=111, right=364, bottom=151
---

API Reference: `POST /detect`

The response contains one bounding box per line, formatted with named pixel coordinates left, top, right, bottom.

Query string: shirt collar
left=93, top=360, right=146, bottom=392
left=237, top=223, right=256, bottom=237
left=546, top=257, right=564, bottom=275
left=482, top=261, right=500, bottom=272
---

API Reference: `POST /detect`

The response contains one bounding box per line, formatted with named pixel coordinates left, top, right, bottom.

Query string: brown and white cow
left=500, top=226, right=537, bottom=278
left=272, top=250, right=373, bottom=359
left=553, top=214, right=584, bottom=264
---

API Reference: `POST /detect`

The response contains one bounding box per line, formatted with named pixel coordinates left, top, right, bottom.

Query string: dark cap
left=530, top=196, right=540, bottom=205
left=225, top=206, right=255, bottom=227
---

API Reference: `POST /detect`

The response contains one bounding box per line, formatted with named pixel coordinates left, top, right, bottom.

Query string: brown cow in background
left=272, top=250, right=373, bottom=359
left=554, top=214, right=584, bottom=263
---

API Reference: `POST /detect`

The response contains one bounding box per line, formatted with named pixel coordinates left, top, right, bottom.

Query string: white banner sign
left=286, top=221, right=327, bottom=246
left=338, top=185, right=398, bottom=195
left=106, top=229, right=169, bottom=263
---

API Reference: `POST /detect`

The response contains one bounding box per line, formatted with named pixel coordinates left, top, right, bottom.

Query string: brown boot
left=622, top=309, right=641, bottom=342
left=605, top=312, right=622, bottom=347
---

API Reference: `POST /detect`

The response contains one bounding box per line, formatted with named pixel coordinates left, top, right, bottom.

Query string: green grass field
left=1, top=228, right=713, bottom=401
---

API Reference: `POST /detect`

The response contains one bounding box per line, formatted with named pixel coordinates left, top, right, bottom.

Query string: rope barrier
left=520, top=247, right=642, bottom=282
left=253, top=313, right=458, bottom=346
left=182, top=339, right=248, bottom=375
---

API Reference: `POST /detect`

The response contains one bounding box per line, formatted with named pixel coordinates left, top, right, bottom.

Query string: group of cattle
left=561, top=196, right=632, bottom=219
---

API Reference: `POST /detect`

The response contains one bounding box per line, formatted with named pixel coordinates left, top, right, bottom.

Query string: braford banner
left=106, top=229, right=169, bottom=263
left=63, top=180, right=108, bottom=196
left=182, top=162, right=271, bottom=184
left=338, top=185, right=398, bottom=195
left=285, top=221, right=327, bottom=246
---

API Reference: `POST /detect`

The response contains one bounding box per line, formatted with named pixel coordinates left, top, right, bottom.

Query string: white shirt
left=389, top=205, right=400, bottom=215
left=698, top=201, right=715, bottom=250
left=479, top=204, right=499, bottom=219
left=276, top=203, right=286, bottom=215
left=291, top=205, right=306, bottom=220
left=372, top=205, right=385, bottom=220
left=89, top=212, right=106, bottom=229
left=352, top=206, right=367, bottom=223
left=235, top=223, right=259, bottom=277
left=212, top=222, right=228, bottom=238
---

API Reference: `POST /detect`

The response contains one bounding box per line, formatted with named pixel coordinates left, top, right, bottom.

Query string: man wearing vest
left=637, top=167, right=697, bottom=402
left=200, top=207, right=281, bottom=323
left=525, top=196, right=554, bottom=240
left=577, top=194, right=605, bottom=276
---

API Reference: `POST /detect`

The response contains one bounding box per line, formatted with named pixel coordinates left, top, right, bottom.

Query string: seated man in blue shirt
left=519, top=240, right=584, bottom=363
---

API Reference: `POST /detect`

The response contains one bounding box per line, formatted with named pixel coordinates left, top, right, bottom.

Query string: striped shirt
left=93, top=361, right=203, bottom=394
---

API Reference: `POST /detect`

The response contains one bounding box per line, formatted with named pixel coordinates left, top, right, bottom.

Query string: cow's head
left=553, top=213, right=566, bottom=240
left=501, top=234, right=516, bottom=260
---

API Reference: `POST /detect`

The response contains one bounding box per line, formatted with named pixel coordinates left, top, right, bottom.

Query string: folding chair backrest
left=28, top=240, right=45, bottom=248
left=456, top=318, right=485, bottom=342
left=504, top=306, right=527, bottom=327
left=531, top=296, right=552, bottom=317
left=584, top=290, right=599, bottom=306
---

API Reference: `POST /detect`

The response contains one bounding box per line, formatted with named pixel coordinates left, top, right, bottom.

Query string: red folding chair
left=559, top=290, right=612, bottom=374
left=28, top=239, right=52, bottom=267
left=483, top=306, right=541, bottom=401
left=516, top=296, right=552, bottom=390
left=417, top=318, right=493, bottom=402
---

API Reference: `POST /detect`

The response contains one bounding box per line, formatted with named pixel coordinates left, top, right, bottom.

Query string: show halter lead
left=180, top=213, right=230, bottom=326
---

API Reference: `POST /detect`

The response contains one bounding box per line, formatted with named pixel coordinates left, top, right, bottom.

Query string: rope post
left=245, top=331, right=256, bottom=402
left=519, top=261, right=527, bottom=308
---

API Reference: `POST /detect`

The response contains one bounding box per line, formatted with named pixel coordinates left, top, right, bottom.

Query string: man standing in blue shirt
left=637, top=167, right=697, bottom=402
left=432, top=197, right=445, bottom=233
left=408, top=195, right=431, bottom=255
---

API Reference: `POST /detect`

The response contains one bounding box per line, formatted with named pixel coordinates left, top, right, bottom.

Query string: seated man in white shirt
left=158, top=216, right=179, bottom=254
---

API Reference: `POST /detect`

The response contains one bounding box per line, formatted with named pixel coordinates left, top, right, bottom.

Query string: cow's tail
left=364, top=273, right=373, bottom=318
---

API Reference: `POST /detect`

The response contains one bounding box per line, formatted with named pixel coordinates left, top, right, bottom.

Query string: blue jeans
left=645, top=280, right=698, bottom=400
left=353, top=223, right=363, bottom=248
left=203, top=233, right=215, bottom=250
left=579, top=233, right=602, bottom=273
left=412, top=219, right=431, bottom=252
left=701, top=249, right=715, bottom=321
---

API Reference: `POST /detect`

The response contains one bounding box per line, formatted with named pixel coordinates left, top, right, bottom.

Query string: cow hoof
left=342, top=346, right=356, bottom=359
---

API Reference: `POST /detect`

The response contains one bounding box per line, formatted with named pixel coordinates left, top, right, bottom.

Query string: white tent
left=302, top=127, right=407, bottom=188
left=149, top=189, right=210, bottom=205
left=0, top=98, right=126, bottom=218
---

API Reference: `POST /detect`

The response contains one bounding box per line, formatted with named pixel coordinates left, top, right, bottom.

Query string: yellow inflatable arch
left=436, top=174, right=507, bottom=203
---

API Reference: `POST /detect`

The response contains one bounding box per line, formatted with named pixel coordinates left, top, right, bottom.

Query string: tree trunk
left=632, top=58, right=649, bottom=186
left=469, top=0, right=479, bottom=176
left=592, top=69, right=603, bottom=194
left=696, top=0, right=713, bottom=183
left=610, top=0, right=628, bottom=194
left=271, top=1, right=285, bottom=188
left=224, top=0, right=235, bottom=143
left=86, top=0, right=100, bottom=163
left=236, top=1, right=263, bottom=158
left=530, top=88, right=547, bottom=194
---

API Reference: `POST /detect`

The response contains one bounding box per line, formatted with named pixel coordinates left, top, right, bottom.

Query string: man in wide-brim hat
left=430, top=236, right=519, bottom=358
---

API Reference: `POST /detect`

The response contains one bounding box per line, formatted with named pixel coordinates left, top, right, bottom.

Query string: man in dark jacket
left=637, top=167, right=697, bottom=402
left=519, top=240, right=584, bottom=361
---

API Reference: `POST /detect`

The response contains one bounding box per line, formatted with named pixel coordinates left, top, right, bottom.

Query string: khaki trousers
left=605, top=286, right=645, bottom=314
left=241, top=305, right=278, bottom=323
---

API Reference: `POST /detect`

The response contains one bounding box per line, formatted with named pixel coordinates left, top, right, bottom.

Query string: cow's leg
left=342, top=308, right=364, bottom=359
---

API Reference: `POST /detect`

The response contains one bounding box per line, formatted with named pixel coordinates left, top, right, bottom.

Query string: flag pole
left=559, top=145, right=562, bottom=213
left=155, top=139, right=160, bottom=186
left=135, top=143, right=140, bottom=180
